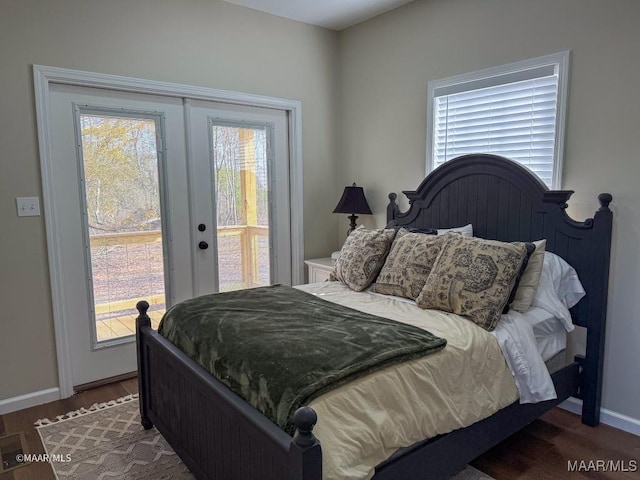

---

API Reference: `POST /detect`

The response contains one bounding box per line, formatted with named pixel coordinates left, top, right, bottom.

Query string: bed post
left=579, top=193, right=613, bottom=426
left=289, top=406, right=322, bottom=480
left=136, top=300, right=154, bottom=430
left=387, top=193, right=400, bottom=222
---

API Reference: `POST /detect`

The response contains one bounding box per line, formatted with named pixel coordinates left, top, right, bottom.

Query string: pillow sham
left=510, top=239, right=546, bottom=313
left=436, top=223, right=473, bottom=237
left=503, top=241, right=536, bottom=314
left=545, top=251, right=586, bottom=308
left=329, top=226, right=396, bottom=292
left=416, top=234, right=527, bottom=331
left=531, top=252, right=585, bottom=331
left=373, top=229, right=448, bottom=299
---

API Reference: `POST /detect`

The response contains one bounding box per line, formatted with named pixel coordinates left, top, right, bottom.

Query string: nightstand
left=304, top=257, right=334, bottom=283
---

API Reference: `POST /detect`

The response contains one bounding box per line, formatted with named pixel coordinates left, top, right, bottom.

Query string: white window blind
left=427, top=52, right=569, bottom=188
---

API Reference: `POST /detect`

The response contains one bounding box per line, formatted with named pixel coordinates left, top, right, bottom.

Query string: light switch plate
left=16, top=197, right=41, bottom=217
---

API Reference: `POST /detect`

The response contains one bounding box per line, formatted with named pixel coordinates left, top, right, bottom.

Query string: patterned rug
left=36, top=395, right=191, bottom=479
left=36, top=395, right=493, bottom=480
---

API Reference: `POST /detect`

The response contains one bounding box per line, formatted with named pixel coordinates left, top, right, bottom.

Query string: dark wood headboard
left=386, top=153, right=613, bottom=426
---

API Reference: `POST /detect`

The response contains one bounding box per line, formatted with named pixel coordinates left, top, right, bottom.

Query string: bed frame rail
left=136, top=301, right=322, bottom=480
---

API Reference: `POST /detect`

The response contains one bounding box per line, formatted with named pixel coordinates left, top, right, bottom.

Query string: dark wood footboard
left=136, top=301, right=322, bottom=480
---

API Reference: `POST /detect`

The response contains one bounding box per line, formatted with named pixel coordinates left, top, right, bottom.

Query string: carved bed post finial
left=136, top=301, right=151, bottom=328
left=290, top=407, right=322, bottom=479
left=598, top=193, right=612, bottom=211
left=137, top=300, right=150, bottom=315
left=293, top=407, right=318, bottom=447
left=387, top=192, right=399, bottom=221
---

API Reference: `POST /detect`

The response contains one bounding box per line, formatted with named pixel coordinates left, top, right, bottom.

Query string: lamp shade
left=332, top=183, right=372, bottom=215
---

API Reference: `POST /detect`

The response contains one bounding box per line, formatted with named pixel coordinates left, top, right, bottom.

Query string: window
left=427, top=52, right=569, bottom=188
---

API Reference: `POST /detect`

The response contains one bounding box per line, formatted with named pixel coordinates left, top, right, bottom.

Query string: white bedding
left=522, top=306, right=568, bottom=361
left=296, top=281, right=521, bottom=480
left=492, top=311, right=557, bottom=403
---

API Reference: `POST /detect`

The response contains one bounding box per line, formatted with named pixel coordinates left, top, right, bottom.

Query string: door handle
left=198, top=241, right=209, bottom=250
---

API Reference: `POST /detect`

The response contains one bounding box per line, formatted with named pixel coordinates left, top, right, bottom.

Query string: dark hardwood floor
left=0, top=379, right=138, bottom=480
left=1, top=379, right=638, bottom=479
left=471, top=407, right=640, bottom=480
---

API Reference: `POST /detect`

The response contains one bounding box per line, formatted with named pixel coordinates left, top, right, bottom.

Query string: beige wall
left=339, top=0, right=640, bottom=421
left=0, top=0, right=339, bottom=400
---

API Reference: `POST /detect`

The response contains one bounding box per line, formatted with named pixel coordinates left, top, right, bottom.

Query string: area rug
left=36, top=395, right=493, bottom=480
left=36, top=394, right=190, bottom=479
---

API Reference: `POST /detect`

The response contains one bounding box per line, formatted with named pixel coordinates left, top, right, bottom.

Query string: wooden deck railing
left=216, top=225, right=269, bottom=289
left=90, top=225, right=268, bottom=315
left=89, top=230, right=163, bottom=247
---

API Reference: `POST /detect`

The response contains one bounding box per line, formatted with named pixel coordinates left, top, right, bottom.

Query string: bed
left=135, top=153, right=613, bottom=480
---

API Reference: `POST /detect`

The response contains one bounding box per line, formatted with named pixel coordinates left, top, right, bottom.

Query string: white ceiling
left=221, top=0, right=415, bottom=30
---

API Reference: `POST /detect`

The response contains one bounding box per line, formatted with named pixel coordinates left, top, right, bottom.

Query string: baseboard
left=560, top=397, right=640, bottom=437
left=0, top=388, right=60, bottom=415
left=74, top=371, right=137, bottom=393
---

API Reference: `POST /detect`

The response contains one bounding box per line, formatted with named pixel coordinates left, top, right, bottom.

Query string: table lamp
left=333, top=182, right=372, bottom=235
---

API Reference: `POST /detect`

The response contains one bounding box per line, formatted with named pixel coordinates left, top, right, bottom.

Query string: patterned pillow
left=373, top=229, right=447, bottom=299
left=330, top=226, right=396, bottom=291
left=416, top=234, right=527, bottom=331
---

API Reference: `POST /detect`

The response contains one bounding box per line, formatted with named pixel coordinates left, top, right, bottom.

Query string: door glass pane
left=211, top=124, right=270, bottom=291
left=79, top=113, right=166, bottom=342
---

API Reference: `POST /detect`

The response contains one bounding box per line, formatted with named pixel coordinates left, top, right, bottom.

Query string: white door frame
left=33, top=65, right=304, bottom=398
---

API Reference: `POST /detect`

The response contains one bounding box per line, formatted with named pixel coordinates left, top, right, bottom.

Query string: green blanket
left=158, top=285, right=446, bottom=434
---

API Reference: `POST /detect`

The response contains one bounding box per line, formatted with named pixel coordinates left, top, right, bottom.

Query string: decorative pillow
left=503, top=241, right=536, bottom=314
left=510, top=239, right=546, bottom=313
left=436, top=223, right=473, bottom=237
left=373, top=229, right=448, bottom=299
left=416, top=234, right=527, bottom=331
left=329, top=226, right=396, bottom=291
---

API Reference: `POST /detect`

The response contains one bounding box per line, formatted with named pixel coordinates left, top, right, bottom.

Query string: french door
left=47, top=83, right=291, bottom=388
left=187, top=100, right=290, bottom=297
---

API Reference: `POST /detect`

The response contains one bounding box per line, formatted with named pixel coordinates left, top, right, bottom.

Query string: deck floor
left=96, top=308, right=163, bottom=341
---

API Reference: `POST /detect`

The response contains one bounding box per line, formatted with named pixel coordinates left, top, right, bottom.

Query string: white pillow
left=546, top=251, right=586, bottom=309
left=531, top=252, right=585, bottom=332
left=436, top=223, right=473, bottom=237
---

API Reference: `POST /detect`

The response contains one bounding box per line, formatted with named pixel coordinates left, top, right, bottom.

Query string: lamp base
left=347, top=214, right=359, bottom=235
